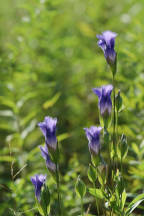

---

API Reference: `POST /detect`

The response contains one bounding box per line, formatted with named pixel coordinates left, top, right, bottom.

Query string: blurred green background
left=0, top=0, right=144, bottom=215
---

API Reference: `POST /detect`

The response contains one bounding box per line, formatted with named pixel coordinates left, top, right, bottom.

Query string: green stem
left=93, top=181, right=99, bottom=215
left=56, top=162, right=61, bottom=216
left=120, top=143, right=123, bottom=198
left=81, top=198, right=84, bottom=216
left=112, top=75, right=117, bottom=171
left=55, top=143, right=61, bottom=216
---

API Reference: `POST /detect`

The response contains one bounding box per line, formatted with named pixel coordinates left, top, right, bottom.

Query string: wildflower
left=40, top=145, right=56, bottom=172
left=96, top=30, right=117, bottom=66
left=84, top=126, right=102, bottom=155
left=38, top=116, right=57, bottom=150
left=93, top=85, right=113, bottom=117
left=31, top=174, right=46, bottom=201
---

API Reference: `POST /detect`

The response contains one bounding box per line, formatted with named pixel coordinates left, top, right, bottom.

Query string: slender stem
left=56, top=162, right=61, bottom=216
left=55, top=143, right=61, bottom=216
left=113, top=76, right=116, bottom=149
left=121, top=155, right=123, bottom=177
left=93, top=181, right=99, bottom=215
left=110, top=210, right=112, bottom=216
left=116, top=110, right=118, bottom=142
left=112, top=75, right=117, bottom=172
left=81, top=198, right=84, bottom=216
left=120, top=143, right=123, bottom=197
left=121, top=155, right=123, bottom=178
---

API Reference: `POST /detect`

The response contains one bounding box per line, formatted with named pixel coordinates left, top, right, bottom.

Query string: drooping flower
left=96, top=31, right=117, bottom=65
left=84, top=126, right=102, bottom=155
left=31, top=174, right=46, bottom=201
left=38, top=116, right=57, bottom=150
left=93, top=85, right=113, bottom=116
left=40, top=145, right=56, bottom=172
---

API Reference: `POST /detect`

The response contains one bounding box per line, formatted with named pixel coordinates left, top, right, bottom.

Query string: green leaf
left=0, top=156, right=15, bottom=162
left=35, top=197, right=45, bottom=216
left=103, top=127, right=109, bottom=145
left=0, top=97, right=17, bottom=113
left=120, top=134, right=128, bottom=159
left=91, top=155, right=100, bottom=167
left=20, top=110, right=38, bottom=127
left=88, top=164, right=97, bottom=183
left=43, top=92, right=61, bottom=109
left=57, top=133, right=70, bottom=142
left=97, top=163, right=107, bottom=186
left=16, top=92, right=37, bottom=108
left=126, top=193, right=144, bottom=215
left=131, top=142, right=140, bottom=156
left=116, top=90, right=122, bottom=112
left=88, top=188, right=104, bottom=199
left=121, top=189, right=127, bottom=210
left=41, top=186, right=51, bottom=216
left=75, top=176, right=86, bottom=199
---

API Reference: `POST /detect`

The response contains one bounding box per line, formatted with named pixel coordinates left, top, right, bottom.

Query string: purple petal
left=31, top=176, right=36, bottom=186
left=93, top=87, right=102, bottom=99
left=40, top=145, right=49, bottom=160
left=38, top=116, right=58, bottom=150
left=102, top=31, right=117, bottom=46
left=38, top=174, right=47, bottom=183
left=84, top=126, right=102, bottom=155
left=38, top=122, right=47, bottom=137
left=96, top=34, right=104, bottom=40
left=46, top=160, right=56, bottom=172
left=44, top=116, right=57, bottom=132
left=31, top=174, right=46, bottom=201
left=96, top=30, right=117, bottom=65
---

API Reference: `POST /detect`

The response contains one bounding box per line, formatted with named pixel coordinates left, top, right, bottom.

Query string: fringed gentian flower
left=40, top=145, right=56, bottom=172
left=93, top=85, right=113, bottom=117
left=84, top=126, right=102, bottom=155
left=96, top=31, right=117, bottom=65
left=38, top=116, right=57, bottom=150
left=31, top=174, right=46, bottom=201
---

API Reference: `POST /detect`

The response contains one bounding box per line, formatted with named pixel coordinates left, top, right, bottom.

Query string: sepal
left=110, top=53, right=117, bottom=77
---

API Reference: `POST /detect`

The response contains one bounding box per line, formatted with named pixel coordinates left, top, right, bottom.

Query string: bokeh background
left=0, top=0, right=144, bottom=215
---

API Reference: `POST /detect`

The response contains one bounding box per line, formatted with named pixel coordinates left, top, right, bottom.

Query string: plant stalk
left=56, top=143, right=61, bottom=216
left=93, top=181, right=99, bottom=215
left=56, top=162, right=61, bottom=216
left=81, top=198, right=84, bottom=216
left=112, top=75, right=117, bottom=172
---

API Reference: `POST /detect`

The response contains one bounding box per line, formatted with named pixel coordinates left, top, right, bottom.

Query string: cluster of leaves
left=0, top=0, right=144, bottom=215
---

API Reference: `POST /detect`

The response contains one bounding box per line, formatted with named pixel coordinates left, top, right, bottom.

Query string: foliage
left=0, top=0, right=144, bottom=215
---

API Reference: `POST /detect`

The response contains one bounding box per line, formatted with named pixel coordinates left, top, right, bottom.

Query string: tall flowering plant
left=30, top=31, right=144, bottom=216
left=31, top=116, right=61, bottom=216
left=81, top=30, right=128, bottom=215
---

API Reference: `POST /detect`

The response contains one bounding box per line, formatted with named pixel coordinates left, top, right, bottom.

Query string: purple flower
left=93, top=85, right=113, bottom=116
left=31, top=174, right=46, bottom=201
left=84, top=126, right=102, bottom=155
left=97, top=31, right=117, bottom=65
left=40, top=145, right=56, bottom=172
left=38, top=116, right=57, bottom=150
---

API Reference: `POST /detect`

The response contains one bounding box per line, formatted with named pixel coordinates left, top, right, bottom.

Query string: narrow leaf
left=126, top=193, right=144, bottom=215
